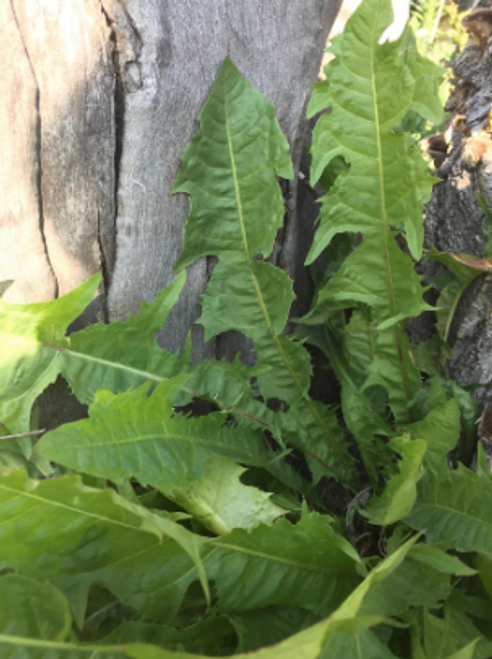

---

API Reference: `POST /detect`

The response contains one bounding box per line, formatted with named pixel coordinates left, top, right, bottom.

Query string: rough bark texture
left=420, top=0, right=492, bottom=406
left=1, top=0, right=342, bottom=360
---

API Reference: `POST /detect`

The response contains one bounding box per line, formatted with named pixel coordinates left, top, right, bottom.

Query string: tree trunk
left=1, top=0, right=342, bottom=362
left=419, top=0, right=492, bottom=406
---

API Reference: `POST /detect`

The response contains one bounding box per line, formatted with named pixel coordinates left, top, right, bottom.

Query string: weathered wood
left=0, top=2, right=56, bottom=303
left=1, top=0, right=341, bottom=359
left=3, top=0, right=115, bottom=324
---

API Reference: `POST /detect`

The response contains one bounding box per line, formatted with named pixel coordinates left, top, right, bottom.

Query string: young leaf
left=0, top=469, right=206, bottom=625
left=0, top=274, right=99, bottom=433
left=172, top=57, right=354, bottom=483
left=36, top=381, right=286, bottom=535
left=361, top=436, right=427, bottom=526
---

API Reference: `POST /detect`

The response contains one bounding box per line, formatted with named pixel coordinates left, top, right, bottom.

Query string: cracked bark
left=417, top=0, right=492, bottom=407
left=1, top=0, right=342, bottom=362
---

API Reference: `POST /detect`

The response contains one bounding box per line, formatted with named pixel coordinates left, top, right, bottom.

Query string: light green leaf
left=37, top=381, right=286, bottom=535
left=406, top=465, right=492, bottom=554
left=0, top=275, right=99, bottom=433
left=307, top=0, right=441, bottom=261
left=0, top=574, right=72, bottom=643
left=179, top=458, right=286, bottom=535
left=307, top=0, right=441, bottom=424
left=409, top=544, right=476, bottom=577
left=0, top=469, right=206, bottom=625
left=362, top=436, right=427, bottom=526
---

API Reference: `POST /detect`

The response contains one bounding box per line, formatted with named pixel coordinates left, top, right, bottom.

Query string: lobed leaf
left=406, top=463, right=492, bottom=554
left=37, top=380, right=286, bottom=534
left=0, top=275, right=99, bottom=434
left=173, top=57, right=354, bottom=483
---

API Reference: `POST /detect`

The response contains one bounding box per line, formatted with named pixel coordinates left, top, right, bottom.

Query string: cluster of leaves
left=2, top=0, right=492, bottom=657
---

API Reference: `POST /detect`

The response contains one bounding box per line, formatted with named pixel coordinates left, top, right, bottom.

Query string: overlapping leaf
left=0, top=539, right=416, bottom=659
left=0, top=469, right=206, bottom=625
left=36, top=380, right=289, bottom=534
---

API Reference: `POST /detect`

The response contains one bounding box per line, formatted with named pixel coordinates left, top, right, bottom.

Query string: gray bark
left=420, top=7, right=492, bottom=405
left=1, top=0, right=342, bottom=360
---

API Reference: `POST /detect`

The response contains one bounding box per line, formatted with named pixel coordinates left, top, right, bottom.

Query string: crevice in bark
left=9, top=0, right=58, bottom=298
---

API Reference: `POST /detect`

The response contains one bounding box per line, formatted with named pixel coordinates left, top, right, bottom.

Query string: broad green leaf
left=0, top=469, right=206, bottom=625
left=0, top=275, right=99, bottom=433
left=172, top=57, right=354, bottom=483
left=406, top=465, right=492, bottom=554
left=37, top=381, right=286, bottom=535
left=362, top=436, right=427, bottom=525
left=361, top=559, right=452, bottom=617
left=204, top=513, right=361, bottom=617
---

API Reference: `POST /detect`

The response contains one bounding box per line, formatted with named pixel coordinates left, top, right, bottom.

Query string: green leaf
left=59, top=272, right=187, bottom=403
left=406, top=465, right=492, bottom=554
left=0, top=275, right=100, bottom=433
left=0, top=469, right=206, bottom=625
left=204, top=513, right=361, bottom=617
left=362, top=436, right=427, bottom=525
left=307, top=0, right=441, bottom=261
left=172, top=57, right=354, bottom=483
left=408, top=544, right=476, bottom=576
left=405, top=384, right=461, bottom=474
left=361, top=557, right=452, bottom=617
left=229, top=607, right=313, bottom=653
left=0, top=574, right=72, bottom=643
left=37, top=381, right=286, bottom=535
left=0, top=537, right=416, bottom=659
left=103, top=618, right=237, bottom=656
left=307, top=0, right=441, bottom=424
left=320, top=628, right=398, bottom=659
